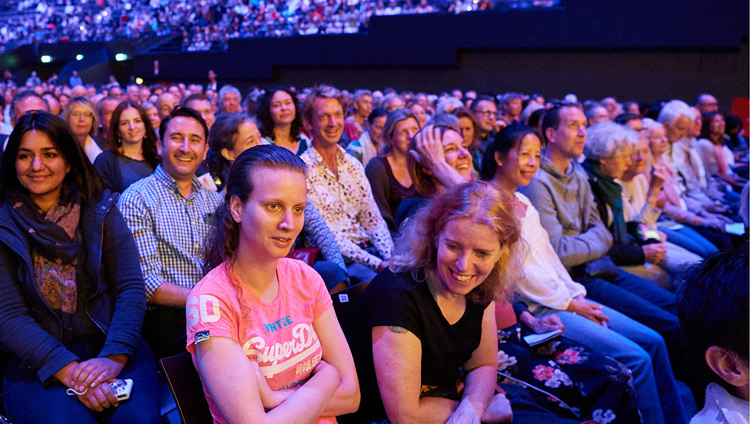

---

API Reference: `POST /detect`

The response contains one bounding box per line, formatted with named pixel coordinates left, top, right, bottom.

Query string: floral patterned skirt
left=497, top=324, right=643, bottom=424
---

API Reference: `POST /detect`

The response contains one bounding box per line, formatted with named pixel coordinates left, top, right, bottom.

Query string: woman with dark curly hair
left=257, top=86, right=310, bottom=155
left=93, top=101, right=159, bottom=193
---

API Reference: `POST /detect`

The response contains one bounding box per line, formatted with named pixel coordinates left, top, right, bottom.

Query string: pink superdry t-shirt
left=186, top=258, right=335, bottom=424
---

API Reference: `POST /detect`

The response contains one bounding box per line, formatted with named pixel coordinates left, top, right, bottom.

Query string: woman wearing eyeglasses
left=63, top=96, right=101, bottom=164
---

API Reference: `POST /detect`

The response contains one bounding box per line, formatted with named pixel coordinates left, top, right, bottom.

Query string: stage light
left=135, top=77, right=143, bottom=84
left=76, top=54, right=84, bottom=61
left=115, top=53, right=128, bottom=61
left=41, top=55, right=52, bottom=63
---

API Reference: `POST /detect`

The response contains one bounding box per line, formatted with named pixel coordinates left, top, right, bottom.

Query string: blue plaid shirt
left=118, top=165, right=223, bottom=303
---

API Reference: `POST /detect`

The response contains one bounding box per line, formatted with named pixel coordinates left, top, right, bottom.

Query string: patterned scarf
left=7, top=189, right=81, bottom=316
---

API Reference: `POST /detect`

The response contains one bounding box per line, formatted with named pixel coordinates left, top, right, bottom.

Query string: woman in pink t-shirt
left=186, top=144, right=360, bottom=424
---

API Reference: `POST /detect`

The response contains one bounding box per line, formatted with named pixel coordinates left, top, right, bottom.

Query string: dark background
left=1, top=0, right=747, bottom=106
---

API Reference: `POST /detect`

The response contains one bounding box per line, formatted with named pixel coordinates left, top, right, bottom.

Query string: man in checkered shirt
left=119, top=107, right=222, bottom=359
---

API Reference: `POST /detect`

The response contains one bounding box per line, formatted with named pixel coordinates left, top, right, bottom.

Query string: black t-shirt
left=353, top=268, right=490, bottom=421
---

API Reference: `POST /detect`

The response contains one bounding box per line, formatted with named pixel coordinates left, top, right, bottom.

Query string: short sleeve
left=363, top=270, right=422, bottom=340
left=185, top=268, right=241, bottom=354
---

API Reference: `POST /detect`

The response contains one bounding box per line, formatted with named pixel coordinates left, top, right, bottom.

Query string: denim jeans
left=658, top=225, right=719, bottom=258
left=4, top=339, right=161, bottom=424
left=312, top=260, right=349, bottom=290
left=577, top=272, right=707, bottom=412
left=532, top=303, right=690, bottom=424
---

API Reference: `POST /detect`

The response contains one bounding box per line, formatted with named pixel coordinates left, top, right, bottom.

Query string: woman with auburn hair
left=354, top=180, right=518, bottom=423
left=187, top=144, right=359, bottom=424
left=93, top=101, right=159, bottom=193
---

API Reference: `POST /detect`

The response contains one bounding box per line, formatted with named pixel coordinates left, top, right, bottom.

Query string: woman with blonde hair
left=63, top=96, right=101, bottom=163
left=365, top=109, right=418, bottom=232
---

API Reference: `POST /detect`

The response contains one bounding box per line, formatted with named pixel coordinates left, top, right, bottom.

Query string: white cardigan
left=514, top=192, right=587, bottom=312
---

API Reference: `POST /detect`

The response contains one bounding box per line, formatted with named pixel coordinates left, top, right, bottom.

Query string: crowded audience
left=0, top=72, right=746, bottom=424
left=0, top=0, right=560, bottom=53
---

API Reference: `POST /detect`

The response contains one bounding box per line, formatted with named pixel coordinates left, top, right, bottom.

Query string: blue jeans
left=4, top=339, right=161, bottom=424
left=312, top=260, right=349, bottom=290
left=579, top=272, right=707, bottom=411
left=658, top=225, right=718, bottom=258
left=532, top=303, right=689, bottom=424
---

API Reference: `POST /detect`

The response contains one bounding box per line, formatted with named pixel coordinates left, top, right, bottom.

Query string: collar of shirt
left=306, top=144, right=347, bottom=172
left=152, top=164, right=203, bottom=199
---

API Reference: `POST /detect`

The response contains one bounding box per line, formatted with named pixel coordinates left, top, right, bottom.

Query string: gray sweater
left=518, top=154, right=613, bottom=269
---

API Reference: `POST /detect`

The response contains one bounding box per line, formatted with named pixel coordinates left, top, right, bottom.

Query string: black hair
left=1, top=111, right=103, bottom=207
left=527, top=108, right=547, bottom=129
left=700, top=111, right=723, bottom=140
left=367, top=107, right=388, bottom=125
left=614, top=113, right=641, bottom=125
left=480, top=123, right=540, bottom=181
left=540, top=103, right=580, bottom=144
left=159, top=106, right=209, bottom=142
left=207, top=112, right=257, bottom=181
left=676, top=248, right=749, bottom=368
left=256, top=86, right=303, bottom=143
left=470, top=95, right=496, bottom=112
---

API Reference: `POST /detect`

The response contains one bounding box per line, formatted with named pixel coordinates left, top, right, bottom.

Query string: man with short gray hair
left=344, top=89, right=373, bottom=141
left=218, top=84, right=241, bottom=114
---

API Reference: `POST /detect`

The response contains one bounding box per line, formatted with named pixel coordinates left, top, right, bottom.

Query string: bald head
left=157, top=92, right=179, bottom=119
left=11, top=92, right=50, bottom=126
left=695, top=94, right=718, bottom=114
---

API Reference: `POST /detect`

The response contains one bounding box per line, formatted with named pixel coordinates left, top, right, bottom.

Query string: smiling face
left=442, top=129, right=473, bottom=180
left=16, top=130, right=70, bottom=210
left=270, top=90, right=296, bottom=127
left=434, top=218, right=501, bottom=298
left=221, top=91, right=241, bottom=113
left=495, top=132, right=541, bottom=189
left=409, top=103, right=427, bottom=128
left=117, top=106, right=147, bottom=146
left=310, top=97, right=344, bottom=148
left=222, top=121, right=262, bottom=163
left=230, top=167, right=307, bottom=261
left=709, top=114, right=726, bottom=136
left=158, top=116, right=208, bottom=183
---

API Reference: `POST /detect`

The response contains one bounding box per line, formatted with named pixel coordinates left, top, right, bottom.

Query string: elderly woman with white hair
left=582, top=122, right=700, bottom=289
